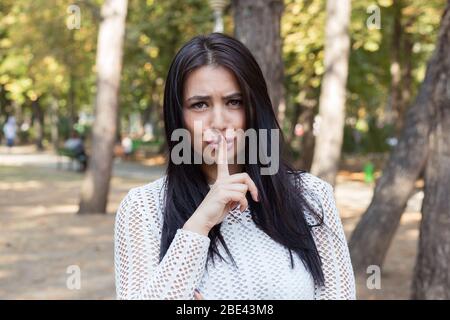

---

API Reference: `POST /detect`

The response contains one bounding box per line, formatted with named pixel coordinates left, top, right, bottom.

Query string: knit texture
left=114, top=172, right=356, bottom=300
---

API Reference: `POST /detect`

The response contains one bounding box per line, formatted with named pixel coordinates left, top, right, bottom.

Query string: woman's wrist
left=183, top=214, right=211, bottom=236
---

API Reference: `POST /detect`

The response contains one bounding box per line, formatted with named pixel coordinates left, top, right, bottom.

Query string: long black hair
left=160, top=32, right=325, bottom=286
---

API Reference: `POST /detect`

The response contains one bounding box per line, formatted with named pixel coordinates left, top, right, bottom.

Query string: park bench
left=57, top=147, right=88, bottom=172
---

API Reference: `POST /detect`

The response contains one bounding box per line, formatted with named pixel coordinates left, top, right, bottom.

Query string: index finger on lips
left=216, top=134, right=229, bottom=180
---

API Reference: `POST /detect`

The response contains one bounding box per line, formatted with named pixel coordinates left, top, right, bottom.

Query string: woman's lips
left=206, top=137, right=234, bottom=150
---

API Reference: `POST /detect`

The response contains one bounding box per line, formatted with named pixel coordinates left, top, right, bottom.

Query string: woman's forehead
left=184, top=65, right=240, bottom=97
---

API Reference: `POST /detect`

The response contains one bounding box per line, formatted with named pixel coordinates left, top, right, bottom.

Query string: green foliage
left=119, top=0, right=214, bottom=117
left=0, top=0, right=445, bottom=154
left=282, top=0, right=444, bottom=154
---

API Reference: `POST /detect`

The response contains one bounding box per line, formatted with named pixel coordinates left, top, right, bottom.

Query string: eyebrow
left=186, top=92, right=242, bottom=103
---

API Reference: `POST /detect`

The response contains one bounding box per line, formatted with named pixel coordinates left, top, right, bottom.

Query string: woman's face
left=182, top=65, right=246, bottom=164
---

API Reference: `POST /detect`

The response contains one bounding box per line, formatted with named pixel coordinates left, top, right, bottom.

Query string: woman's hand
left=183, top=134, right=259, bottom=236
left=194, top=289, right=204, bottom=300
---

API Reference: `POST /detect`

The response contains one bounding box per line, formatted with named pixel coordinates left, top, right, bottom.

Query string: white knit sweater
left=114, top=172, right=356, bottom=300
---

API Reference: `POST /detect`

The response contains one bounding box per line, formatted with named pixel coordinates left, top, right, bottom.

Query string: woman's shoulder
left=115, top=175, right=168, bottom=230
left=127, top=175, right=168, bottom=198
left=123, top=175, right=168, bottom=202
left=288, top=170, right=337, bottom=225
left=288, top=170, right=334, bottom=198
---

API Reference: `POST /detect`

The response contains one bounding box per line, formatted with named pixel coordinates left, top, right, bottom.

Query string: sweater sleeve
left=311, top=181, right=356, bottom=300
left=114, top=186, right=211, bottom=300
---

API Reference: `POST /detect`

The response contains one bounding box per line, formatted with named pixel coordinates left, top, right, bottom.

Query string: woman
left=114, top=33, right=355, bottom=300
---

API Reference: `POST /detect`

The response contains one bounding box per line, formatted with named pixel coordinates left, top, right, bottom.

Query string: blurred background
left=0, top=0, right=449, bottom=299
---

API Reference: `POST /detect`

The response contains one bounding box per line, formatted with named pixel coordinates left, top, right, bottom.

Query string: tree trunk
left=387, top=0, right=404, bottom=133
left=310, top=0, right=351, bottom=186
left=399, top=31, right=414, bottom=133
left=14, top=102, right=25, bottom=144
left=349, top=1, right=450, bottom=274
left=232, top=0, right=284, bottom=116
left=78, top=0, right=128, bottom=214
left=32, top=97, right=44, bottom=150
left=68, top=72, right=76, bottom=133
left=50, top=98, right=59, bottom=150
left=298, top=105, right=315, bottom=171
left=287, top=102, right=316, bottom=171
left=0, top=84, right=12, bottom=142
left=412, top=3, right=450, bottom=299
left=142, top=102, right=152, bottom=129
left=386, top=0, right=414, bottom=135
left=116, top=109, right=122, bottom=144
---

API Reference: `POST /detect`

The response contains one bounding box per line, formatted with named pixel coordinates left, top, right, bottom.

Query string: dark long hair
left=160, top=33, right=325, bottom=286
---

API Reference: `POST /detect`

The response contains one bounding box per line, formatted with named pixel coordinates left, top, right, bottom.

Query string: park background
left=0, top=0, right=449, bottom=299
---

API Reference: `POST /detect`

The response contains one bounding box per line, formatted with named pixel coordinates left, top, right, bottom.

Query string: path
left=0, top=145, right=423, bottom=299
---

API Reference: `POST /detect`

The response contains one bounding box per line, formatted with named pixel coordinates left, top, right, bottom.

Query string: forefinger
left=217, top=134, right=229, bottom=179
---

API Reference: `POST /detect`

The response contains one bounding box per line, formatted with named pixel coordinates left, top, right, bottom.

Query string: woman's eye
left=191, top=102, right=208, bottom=110
left=228, top=99, right=243, bottom=108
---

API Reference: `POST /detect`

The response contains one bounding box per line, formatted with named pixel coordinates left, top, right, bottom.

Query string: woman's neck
left=202, top=163, right=244, bottom=184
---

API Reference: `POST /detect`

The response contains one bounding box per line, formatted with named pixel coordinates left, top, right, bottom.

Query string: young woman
left=114, top=33, right=355, bottom=300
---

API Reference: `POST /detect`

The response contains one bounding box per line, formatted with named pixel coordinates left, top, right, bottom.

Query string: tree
left=232, top=0, right=285, bottom=116
left=310, top=0, right=351, bottom=186
left=384, top=0, right=416, bottom=135
left=412, top=1, right=450, bottom=299
left=78, top=0, right=128, bottom=214
left=349, top=1, right=450, bottom=282
left=0, top=0, right=99, bottom=148
left=387, top=0, right=405, bottom=133
left=120, top=0, right=213, bottom=148
left=281, top=0, right=325, bottom=169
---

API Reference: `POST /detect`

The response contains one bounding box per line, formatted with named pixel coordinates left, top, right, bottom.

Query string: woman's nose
left=210, top=104, right=228, bottom=130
